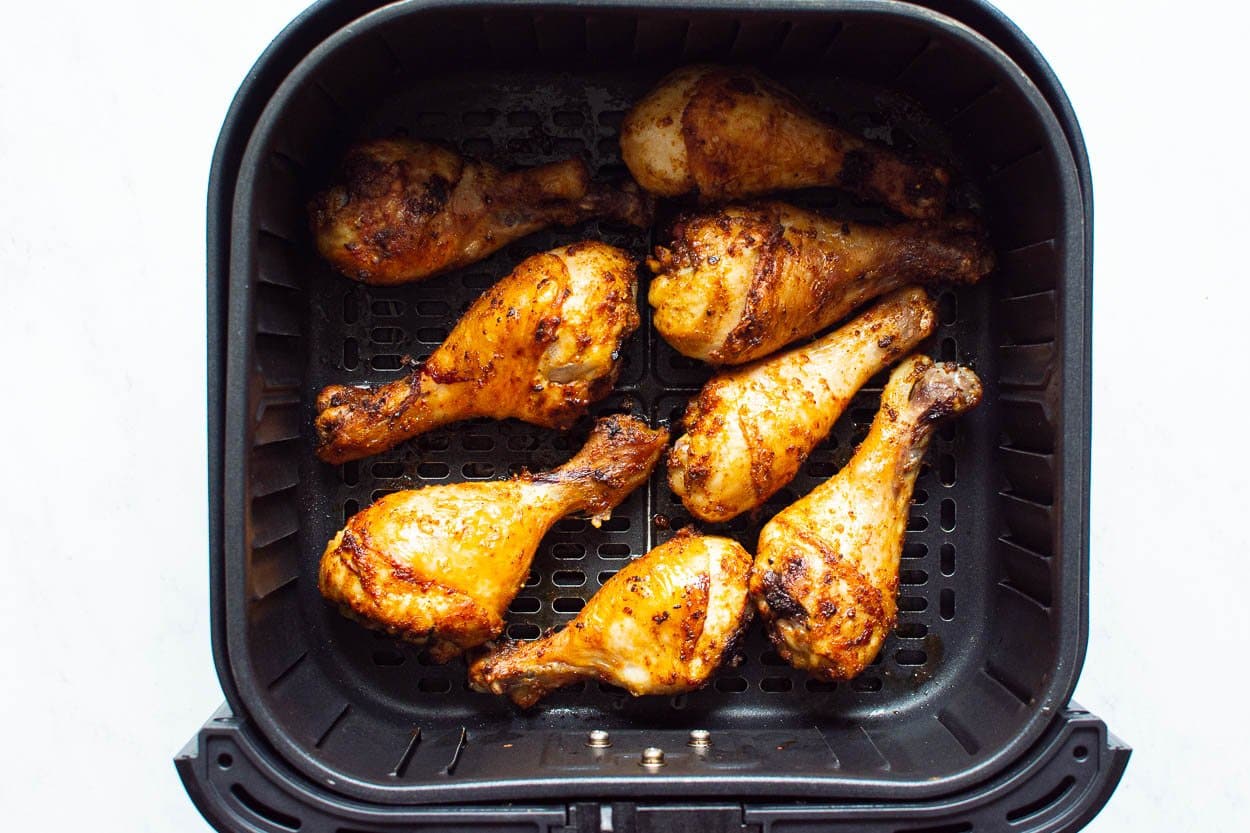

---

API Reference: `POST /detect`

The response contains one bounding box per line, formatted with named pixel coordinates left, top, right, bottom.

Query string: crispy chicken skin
left=751, top=356, right=982, bottom=680
left=310, top=138, right=652, bottom=285
left=668, top=288, right=938, bottom=523
left=620, top=66, right=950, bottom=218
left=649, top=202, right=993, bottom=364
left=468, top=530, right=753, bottom=707
left=319, top=415, right=668, bottom=661
left=315, top=241, right=640, bottom=464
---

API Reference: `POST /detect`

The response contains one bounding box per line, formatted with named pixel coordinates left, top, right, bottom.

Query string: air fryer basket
left=189, top=0, right=1121, bottom=819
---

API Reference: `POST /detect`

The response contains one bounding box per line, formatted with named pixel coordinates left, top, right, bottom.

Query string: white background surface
left=1, top=0, right=1246, bottom=830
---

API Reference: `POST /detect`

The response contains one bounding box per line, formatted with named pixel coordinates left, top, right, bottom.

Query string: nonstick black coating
left=221, top=0, right=1088, bottom=804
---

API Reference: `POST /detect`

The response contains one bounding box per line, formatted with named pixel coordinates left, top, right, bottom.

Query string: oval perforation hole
left=371, top=354, right=402, bottom=371
left=597, top=570, right=618, bottom=585
left=463, top=109, right=497, bottom=127
left=556, top=518, right=587, bottom=533
left=461, top=461, right=494, bottom=479
left=600, top=515, right=631, bottom=532
left=903, top=542, right=927, bottom=560
left=900, top=569, right=928, bottom=586
left=760, top=677, right=793, bottom=693
left=940, top=588, right=956, bottom=620
left=370, top=326, right=404, bottom=345
left=896, top=622, right=928, bottom=639
left=416, top=462, right=449, bottom=479
left=940, top=543, right=956, bottom=576
left=906, top=515, right=928, bottom=531
left=342, top=293, right=358, bottom=324
left=416, top=300, right=449, bottom=316
left=507, top=623, right=541, bottom=640
left=342, top=499, right=358, bottom=523
left=940, top=498, right=956, bottom=531
left=895, top=649, right=928, bottom=666
left=371, top=488, right=401, bottom=502
left=509, top=596, right=541, bottom=614
left=342, top=337, right=359, bottom=369
left=415, top=326, right=449, bottom=344
left=371, top=461, right=404, bottom=479
left=417, top=677, right=452, bottom=693
left=462, top=435, right=494, bottom=452
left=805, top=679, right=837, bottom=693
left=523, top=570, right=540, bottom=588
left=940, top=453, right=956, bottom=486
left=941, top=336, right=957, bottom=362
left=598, top=543, right=632, bottom=559
left=551, top=542, right=586, bottom=560
left=912, top=488, right=929, bottom=506
left=553, top=597, right=585, bottom=614
left=898, top=596, right=928, bottom=612
left=714, top=677, right=749, bottom=693
left=341, top=461, right=359, bottom=487
left=552, top=570, right=586, bottom=587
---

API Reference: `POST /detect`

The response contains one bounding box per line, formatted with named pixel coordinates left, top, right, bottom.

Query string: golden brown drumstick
left=468, top=530, right=753, bottom=707
left=668, top=287, right=937, bottom=523
left=320, top=415, right=667, bottom=662
left=620, top=66, right=949, bottom=218
left=649, top=202, right=992, bottom=364
left=314, top=241, right=639, bottom=464
left=751, top=356, right=982, bottom=680
left=310, top=138, right=652, bottom=285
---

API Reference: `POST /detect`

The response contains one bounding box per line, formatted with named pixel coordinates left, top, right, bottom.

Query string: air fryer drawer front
left=177, top=704, right=1129, bottom=833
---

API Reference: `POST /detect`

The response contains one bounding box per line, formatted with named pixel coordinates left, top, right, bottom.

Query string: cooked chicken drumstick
left=310, top=138, right=652, bottom=285
left=620, top=66, right=949, bottom=218
left=468, top=530, right=753, bottom=707
left=315, top=241, right=640, bottom=464
left=668, top=287, right=937, bottom=523
left=751, top=356, right=982, bottom=680
left=319, top=415, right=667, bottom=662
left=649, top=202, right=992, bottom=365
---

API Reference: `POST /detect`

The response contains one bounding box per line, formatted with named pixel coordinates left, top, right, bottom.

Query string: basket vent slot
left=229, top=785, right=302, bottom=831
left=1005, top=776, right=1076, bottom=823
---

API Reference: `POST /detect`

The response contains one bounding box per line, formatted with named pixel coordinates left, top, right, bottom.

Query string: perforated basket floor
left=224, top=1, right=1089, bottom=806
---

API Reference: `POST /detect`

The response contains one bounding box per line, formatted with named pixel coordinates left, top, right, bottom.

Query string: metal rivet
left=640, top=747, right=665, bottom=767
left=586, top=729, right=612, bottom=748
left=687, top=729, right=711, bottom=748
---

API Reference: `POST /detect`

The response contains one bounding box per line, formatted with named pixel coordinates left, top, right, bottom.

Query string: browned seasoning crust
left=750, top=356, right=983, bottom=680
left=310, top=138, right=653, bottom=285
left=667, top=287, right=939, bottom=523
left=648, top=201, right=993, bottom=365
left=314, top=241, right=641, bottom=463
left=621, top=65, right=950, bottom=218
left=467, top=530, right=754, bottom=708
left=319, top=415, right=668, bottom=662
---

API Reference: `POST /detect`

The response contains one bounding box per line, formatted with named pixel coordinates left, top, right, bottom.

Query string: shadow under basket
left=181, top=1, right=1127, bottom=830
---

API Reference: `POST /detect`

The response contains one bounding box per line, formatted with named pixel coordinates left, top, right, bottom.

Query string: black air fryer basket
left=179, top=1, right=1128, bottom=830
